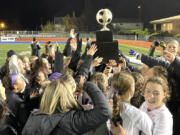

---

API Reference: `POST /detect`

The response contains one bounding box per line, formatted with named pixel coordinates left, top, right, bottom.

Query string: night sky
left=1, top=0, right=180, bottom=30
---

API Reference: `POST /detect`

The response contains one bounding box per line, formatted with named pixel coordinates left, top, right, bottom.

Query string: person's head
left=23, top=56, right=30, bottom=71
left=41, top=58, right=52, bottom=75
left=33, top=58, right=52, bottom=76
left=111, top=71, right=135, bottom=102
left=131, top=72, right=144, bottom=107
left=40, top=74, right=78, bottom=114
left=37, top=71, right=46, bottom=85
left=90, top=72, right=108, bottom=96
left=29, top=59, right=48, bottom=89
left=7, top=50, right=16, bottom=60
left=17, top=57, right=26, bottom=75
left=19, top=55, right=30, bottom=72
left=29, top=56, right=38, bottom=69
left=111, top=71, right=135, bottom=125
left=143, top=76, right=170, bottom=111
left=2, top=73, right=25, bottom=93
left=33, top=37, right=38, bottom=44
left=165, top=39, right=179, bottom=56
left=49, top=44, right=56, bottom=58
left=143, top=66, right=168, bottom=82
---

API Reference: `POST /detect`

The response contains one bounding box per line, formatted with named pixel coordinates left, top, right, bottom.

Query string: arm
left=54, top=47, right=64, bottom=73
left=141, top=54, right=171, bottom=69
left=74, top=55, right=93, bottom=84
left=68, top=39, right=82, bottom=72
left=63, top=38, right=72, bottom=57
left=70, top=82, right=112, bottom=134
left=74, top=44, right=97, bottom=84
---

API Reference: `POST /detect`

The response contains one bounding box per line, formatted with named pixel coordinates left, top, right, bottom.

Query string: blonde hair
left=90, top=72, right=108, bottom=93
left=40, top=74, right=78, bottom=114
left=63, top=56, right=72, bottom=68
left=144, top=76, right=171, bottom=103
left=111, top=71, right=134, bottom=125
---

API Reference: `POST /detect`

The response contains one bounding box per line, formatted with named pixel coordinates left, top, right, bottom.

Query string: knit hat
left=48, top=72, right=62, bottom=81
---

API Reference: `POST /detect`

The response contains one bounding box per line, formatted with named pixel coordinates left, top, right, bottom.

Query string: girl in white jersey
left=140, top=76, right=173, bottom=135
left=111, top=71, right=153, bottom=135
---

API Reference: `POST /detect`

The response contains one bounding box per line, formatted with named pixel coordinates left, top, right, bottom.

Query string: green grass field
left=0, top=43, right=161, bottom=67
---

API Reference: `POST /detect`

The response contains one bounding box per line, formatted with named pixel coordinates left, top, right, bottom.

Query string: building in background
left=150, top=15, right=180, bottom=34
left=111, top=18, right=143, bottom=33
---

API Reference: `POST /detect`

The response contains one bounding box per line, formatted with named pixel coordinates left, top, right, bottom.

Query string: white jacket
left=120, top=102, right=153, bottom=135
left=140, top=102, right=173, bottom=135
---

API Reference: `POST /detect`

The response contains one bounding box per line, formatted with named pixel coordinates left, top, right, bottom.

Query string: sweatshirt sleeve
left=70, top=82, right=112, bottom=134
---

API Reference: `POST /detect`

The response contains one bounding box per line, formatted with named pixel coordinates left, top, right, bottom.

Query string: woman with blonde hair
left=22, top=74, right=112, bottom=135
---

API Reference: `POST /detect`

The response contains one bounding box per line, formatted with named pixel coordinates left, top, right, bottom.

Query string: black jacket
left=0, top=90, right=29, bottom=134
left=63, top=38, right=72, bottom=57
left=22, top=82, right=112, bottom=135
left=31, top=43, right=41, bottom=57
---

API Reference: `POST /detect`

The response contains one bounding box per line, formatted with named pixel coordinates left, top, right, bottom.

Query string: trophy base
left=95, top=41, right=119, bottom=63
left=96, top=31, right=113, bottom=42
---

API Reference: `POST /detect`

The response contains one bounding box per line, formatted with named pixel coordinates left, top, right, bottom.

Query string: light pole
left=0, top=22, right=6, bottom=36
left=137, top=5, right=141, bottom=22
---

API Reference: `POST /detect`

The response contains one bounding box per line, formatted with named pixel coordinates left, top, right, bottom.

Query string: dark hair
left=131, top=72, right=144, bottom=108
left=2, top=62, right=14, bottom=90
left=0, top=95, right=9, bottom=124
left=7, top=50, right=16, bottom=58
left=29, top=58, right=46, bottom=89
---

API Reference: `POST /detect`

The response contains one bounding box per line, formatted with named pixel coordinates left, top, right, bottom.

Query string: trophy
left=95, top=9, right=119, bottom=63
left=96, top=9, right=112, bottom=31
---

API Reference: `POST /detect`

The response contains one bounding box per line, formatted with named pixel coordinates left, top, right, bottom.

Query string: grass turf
left=0, top=43, right=161, bottom=67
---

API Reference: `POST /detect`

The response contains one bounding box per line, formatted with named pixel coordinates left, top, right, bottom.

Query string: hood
left=22, top=109, right=63, bottom=135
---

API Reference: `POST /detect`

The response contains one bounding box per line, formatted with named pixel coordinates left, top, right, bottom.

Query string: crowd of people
left=0, top=29, right=180, bottom=135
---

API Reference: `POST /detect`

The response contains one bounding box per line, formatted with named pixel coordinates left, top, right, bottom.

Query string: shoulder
left=155, top=105, right=172, bottom=121
left=122, top=103, right=150, bottom=120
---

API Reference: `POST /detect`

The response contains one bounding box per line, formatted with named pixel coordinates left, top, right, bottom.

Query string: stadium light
left=0, top=22, right=5, bottom=29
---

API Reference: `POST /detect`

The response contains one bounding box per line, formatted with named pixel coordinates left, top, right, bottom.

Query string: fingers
left=87, top=44, right=98, bottom=56
left=163, top=50, right=175, bottom=63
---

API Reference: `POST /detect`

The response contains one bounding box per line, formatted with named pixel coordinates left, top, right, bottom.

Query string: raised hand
left=70, top=38, right=77, bottom=51
left=86, top=44, right=97, bottom=56
left=110, top=123, right=126, bottom=135
left=163, top=50, right=175, bottom=63
left=70, top=28, right=76, bottom=38
left=91, top=57, right=103, bottom=67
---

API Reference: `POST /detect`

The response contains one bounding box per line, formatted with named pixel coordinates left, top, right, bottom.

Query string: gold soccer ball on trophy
left=96, top=9, right=112, bottom=31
